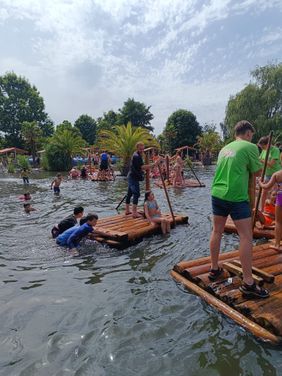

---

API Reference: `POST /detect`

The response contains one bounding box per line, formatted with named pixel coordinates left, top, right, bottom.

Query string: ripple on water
left=0, top=170, right=281, bottom=375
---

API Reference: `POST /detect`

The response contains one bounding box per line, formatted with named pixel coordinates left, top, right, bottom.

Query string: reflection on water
left=0, top=168, right=281, bottom=375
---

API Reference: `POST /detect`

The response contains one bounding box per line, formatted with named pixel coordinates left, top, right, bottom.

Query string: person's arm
left=144, top=203, right=152, bottom=222
left=259, top=173, right=277, bottom=190
left=50, top=179, right=54, bottom=188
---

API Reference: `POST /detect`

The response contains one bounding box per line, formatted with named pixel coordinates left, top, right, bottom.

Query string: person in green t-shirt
left=258, top=136, right=281, bottom=210
left=209, top=120, right=269, bottom=298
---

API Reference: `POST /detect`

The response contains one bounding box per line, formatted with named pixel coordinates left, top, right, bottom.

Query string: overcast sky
left=0, top=0, right=281, bottom=134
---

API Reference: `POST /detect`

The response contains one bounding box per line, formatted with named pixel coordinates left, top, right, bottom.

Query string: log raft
left=154, top=178, right=205, bottom=189
left=171, top=242, right=282, bottom=345
left=88, top=213, right=188, bottom=249
left=224, top=216, right=274, bottom=239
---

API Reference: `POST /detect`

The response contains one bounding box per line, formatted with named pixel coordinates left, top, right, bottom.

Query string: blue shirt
left=56, top=223, right=94, bottom=249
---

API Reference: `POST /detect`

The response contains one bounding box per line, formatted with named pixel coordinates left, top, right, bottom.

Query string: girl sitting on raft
left=144, top=190, right=171, bottom=235
left=259, top=170, right=282, bottom=252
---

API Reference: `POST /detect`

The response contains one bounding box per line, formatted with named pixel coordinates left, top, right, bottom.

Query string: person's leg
left=132, top=181, right=142, bottom=218
left=273, top=204, right=282, bottom=251
left=166, top=219, right=171, bottom=233
left=125, top=185, right=132, bottom=215
left=233, top=217, right=254, bottom=285
left=209, top=215, right=228, bottom=270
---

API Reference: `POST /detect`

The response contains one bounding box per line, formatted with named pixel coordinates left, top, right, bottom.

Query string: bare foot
left=132, top=212, right=143, bottom=218
left=124, top=211, right=132, bottom=216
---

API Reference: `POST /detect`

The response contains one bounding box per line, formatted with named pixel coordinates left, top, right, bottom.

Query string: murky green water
left=0, top=167, right=281, bottom=376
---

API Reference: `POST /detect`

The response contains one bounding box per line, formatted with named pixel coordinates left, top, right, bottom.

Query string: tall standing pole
left=145, top=152, right=150, bottom=191
left=166, top=155, right=170, bottom=184
left=157, top=163, right=175, bottom=227
left=252, top=130, right=273, bottom=229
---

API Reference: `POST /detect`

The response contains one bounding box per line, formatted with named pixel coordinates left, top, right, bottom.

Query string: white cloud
left=0, top=0, right=281, bottom=133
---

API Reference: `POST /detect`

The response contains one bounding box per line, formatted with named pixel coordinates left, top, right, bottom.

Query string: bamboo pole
left=166, top=155, right=170, bottom=184
left=253, top=131, right=273, bottom=229
left=157, top=163, right=175, bottom=226
left=145, top=152, right=150, bottom=191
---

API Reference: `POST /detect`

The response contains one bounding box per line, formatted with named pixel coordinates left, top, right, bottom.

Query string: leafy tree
left=22, top=121, right=43, bottom=166
left=97, top=110, right=118, bottom=131
left=98, top=122, right=159, bottom=175
left=0, top=72, right=53, bottom=147
left=74, top=114, right=97, bottom=145
left=45, top=129, right=85, bottom=171
left=162, top=109, right=202, bottom=153
left=195, top=127, right=223, bottom=164
left=118, top=98, right=154, bottom=131
left=56, top=120, right=81, bottom=137
left=225, top=63, right=282, bottom=142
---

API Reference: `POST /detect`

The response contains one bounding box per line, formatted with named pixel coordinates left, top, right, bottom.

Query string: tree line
left=0, top=62, right=281, bottom=171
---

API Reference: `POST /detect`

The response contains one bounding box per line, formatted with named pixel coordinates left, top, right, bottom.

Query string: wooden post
left=145, top=152, right=150, bottom=191
left=252, top=131, right=273, bottom=229
left=166, top=155, right=170, bottom=184
left=249, top=173, right=256, bottom=222
left=157, top=163, right=175, bottom=226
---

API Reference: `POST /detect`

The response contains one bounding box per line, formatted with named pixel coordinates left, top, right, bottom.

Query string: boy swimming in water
left=23, top=203, right=36, bottom=214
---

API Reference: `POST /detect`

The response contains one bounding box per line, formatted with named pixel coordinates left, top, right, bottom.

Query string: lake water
left=0, top=167, right=281, bottom=376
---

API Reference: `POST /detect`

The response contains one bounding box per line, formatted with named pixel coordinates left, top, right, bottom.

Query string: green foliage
left=162, top=109, right=202, bottom=153
left=22, top=121, right=43, bottom=166
left=40, top=153, right=49, bottom=170
left=7, top=162, right=15, bottom=173
left=56, top=120, right=82, bottom=138
left=195, top=128, right=223, bottom=154
left=45, top=129, right=86, bottom=171
left=97, top=110, right=118, bottom=131
left=118, top=98, right=154, bottom=131
left=98, top=122, right=159, bottom=175
left=74, top=114, right=97, bottom=145
left=224, top=63, right=282, bottom=142
left=17, top=155, right=29, bottom=169
left=0, top=72, right=53, bottom=147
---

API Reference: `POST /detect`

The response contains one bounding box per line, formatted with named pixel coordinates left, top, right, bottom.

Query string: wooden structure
left=171, top=243, right=282, bottom=344
left=155, top=178, right=205, bottom=189
left=224, top=216, right=274, bottom=239
left=88, top=213, right=188, bottom=249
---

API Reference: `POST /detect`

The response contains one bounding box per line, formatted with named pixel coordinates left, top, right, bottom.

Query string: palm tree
left=99, top=122, right=159, bottom=175
left=22, top=121, right=43, bottom=166
left=195, top=131, right=223, bottom=165
left=46, top=129, right=85, bottom=171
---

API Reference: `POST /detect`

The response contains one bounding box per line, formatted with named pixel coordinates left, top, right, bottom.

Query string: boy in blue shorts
left=51, top=173, right=63, bottom=194
left=209, top=120, right=269, bottom=298
left=56, top=213, right=98, bottom=250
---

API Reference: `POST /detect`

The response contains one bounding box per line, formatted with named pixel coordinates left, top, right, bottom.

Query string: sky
left=0, top=0, right=282, bottom=135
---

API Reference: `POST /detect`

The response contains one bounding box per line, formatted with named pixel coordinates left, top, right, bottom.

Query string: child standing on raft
left=144, top=191, right=171, bottom=235
left=259, top=170, right=282, bottom=251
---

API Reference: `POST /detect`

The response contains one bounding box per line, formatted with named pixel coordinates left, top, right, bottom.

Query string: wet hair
left=57, top=173, right=62, bottom=177
left=80, top=213, right=98, bottom=225
left=258, top=136, right=269, bottom=146
left=144, top=190, right=152, bottom=202
left=73, top=206, right=84, bottom=215
left=234, top=120, right=255, bottom=136
left=23, top=203, right=30, bottom=208
left=24, top=192, right=30, bottom=197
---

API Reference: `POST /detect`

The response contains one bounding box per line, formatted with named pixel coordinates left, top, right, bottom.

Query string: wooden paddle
left=252, top=130, right=273, bottom=229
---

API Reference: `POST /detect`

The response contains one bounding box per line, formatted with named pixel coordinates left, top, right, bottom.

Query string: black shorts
left=212, top=196, right=251, bottom=221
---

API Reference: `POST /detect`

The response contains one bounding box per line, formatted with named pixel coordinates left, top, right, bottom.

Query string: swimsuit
left=54, top=186, right=60, bottom=193
left=276, top=183, right=282, bottom=208
left=146, top=201, right=161, bottom=218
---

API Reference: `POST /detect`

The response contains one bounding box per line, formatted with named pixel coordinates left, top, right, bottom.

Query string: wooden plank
left=222, top=262, right=264, bottom=286
left=231, top=260, right=275, bottom=283
left=171, top=270, right=282, bottom=345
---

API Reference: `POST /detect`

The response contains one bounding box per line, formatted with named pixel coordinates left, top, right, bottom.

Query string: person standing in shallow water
left=209, top=120, right=269, bottom=298
left=125, top=142, right=151, bottom=218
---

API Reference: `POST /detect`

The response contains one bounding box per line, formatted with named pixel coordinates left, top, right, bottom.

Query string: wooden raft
left=154, top=179, right=205, bottom=189
left=171, top=243, right=282, bottom=345
left=89, top=213, right=188, bottom=249
left=224, top=216, right=274, bottom=239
